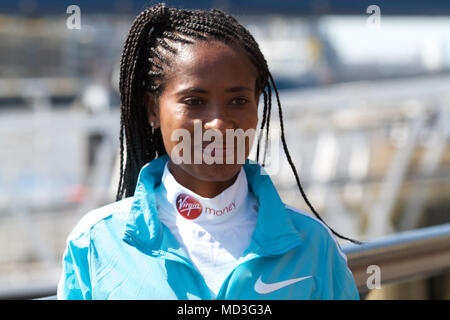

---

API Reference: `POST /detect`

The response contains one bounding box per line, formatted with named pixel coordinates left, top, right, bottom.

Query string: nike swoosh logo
left=254, top=275, right=312, bottom=294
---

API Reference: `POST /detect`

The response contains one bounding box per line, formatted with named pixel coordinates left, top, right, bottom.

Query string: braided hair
left=117, top=3, right=362, bottom=245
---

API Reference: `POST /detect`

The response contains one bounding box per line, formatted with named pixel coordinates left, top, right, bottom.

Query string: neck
left=167, top=161, right=239, bottom=198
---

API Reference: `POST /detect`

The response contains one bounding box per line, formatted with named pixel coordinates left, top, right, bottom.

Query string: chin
left=186, top=163, right=243, bottom=182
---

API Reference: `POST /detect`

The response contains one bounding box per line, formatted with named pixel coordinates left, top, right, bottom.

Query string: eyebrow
left=176, top=86, right=253, bottom=96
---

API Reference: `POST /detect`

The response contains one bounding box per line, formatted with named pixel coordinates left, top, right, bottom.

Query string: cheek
left=158, top=104, right=193, bottom=151
left=241, top=105, right=258, bottom=130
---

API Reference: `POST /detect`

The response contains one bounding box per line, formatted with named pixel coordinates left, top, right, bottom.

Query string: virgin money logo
left=176, top=193, right=203, bottom=220
left=205, top=201, right=236, bottom=216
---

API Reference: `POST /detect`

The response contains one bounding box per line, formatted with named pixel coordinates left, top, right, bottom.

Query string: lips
left=189, top=140, right=247, bottom=162
left=201, top=141, right=230, bottom=150
left=202, top=142, right=235, bottom=157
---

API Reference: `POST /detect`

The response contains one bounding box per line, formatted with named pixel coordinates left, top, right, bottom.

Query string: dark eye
left=184, top=98, right=204, bottom=106
left=231, top=97, right=248, bottom=105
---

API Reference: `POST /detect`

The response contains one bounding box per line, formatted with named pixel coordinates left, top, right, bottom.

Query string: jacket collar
left=122, top=155, right=305, bottom=258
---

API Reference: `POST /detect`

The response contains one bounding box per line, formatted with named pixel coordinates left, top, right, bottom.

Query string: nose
left=204, top=118, right=235, bottom=133
left=203, top=108, right=234, bottom=133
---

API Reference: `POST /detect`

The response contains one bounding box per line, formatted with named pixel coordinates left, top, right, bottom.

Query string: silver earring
left=150, top=121, right=155, bottom=127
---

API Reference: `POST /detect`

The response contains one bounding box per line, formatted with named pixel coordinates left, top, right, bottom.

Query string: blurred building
left=0, top=0, right=449, bottom=299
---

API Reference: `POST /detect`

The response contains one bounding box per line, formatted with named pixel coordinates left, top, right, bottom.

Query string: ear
left=144, top=91, right=160, bottom=129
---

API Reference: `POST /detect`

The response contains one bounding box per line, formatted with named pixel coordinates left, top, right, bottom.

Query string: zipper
left=157, top=250, right=214, bottom=300
left=125, top=231, right=304, bottom=300
left=214, top=253, right=260, bottom=299
left=124, top=233, right=213, bottom=300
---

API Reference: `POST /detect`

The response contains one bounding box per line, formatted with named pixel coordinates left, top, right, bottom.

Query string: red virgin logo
left=176, top=193, right=203, bottom=220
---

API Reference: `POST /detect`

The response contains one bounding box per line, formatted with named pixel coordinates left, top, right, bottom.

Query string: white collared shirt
left=155, top=163, right=259, bottom=298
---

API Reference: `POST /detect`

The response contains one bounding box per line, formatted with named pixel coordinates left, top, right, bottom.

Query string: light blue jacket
left=57, top=155, right=360, bottom=300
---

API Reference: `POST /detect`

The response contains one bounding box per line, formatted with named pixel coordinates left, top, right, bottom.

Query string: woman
left=58, top=3, right=360, bottom=300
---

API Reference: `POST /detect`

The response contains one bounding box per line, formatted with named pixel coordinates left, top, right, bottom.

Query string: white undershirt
left=155, top=163, right=259, bottom=298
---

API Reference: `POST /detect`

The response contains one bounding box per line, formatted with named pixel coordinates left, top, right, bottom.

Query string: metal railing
left=343, top=222, right=450, bottom=294
left=2, top=223, right=449, bottom=300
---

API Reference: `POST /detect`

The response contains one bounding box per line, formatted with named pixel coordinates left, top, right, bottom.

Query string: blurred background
left=0, top=0, right=449, bottom=299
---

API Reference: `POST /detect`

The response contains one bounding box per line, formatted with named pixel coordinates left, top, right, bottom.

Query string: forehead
left=164, top=40, right=258, bottom=92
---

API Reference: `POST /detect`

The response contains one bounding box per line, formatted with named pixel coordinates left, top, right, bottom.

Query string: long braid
left=262, top=83, right=272, bottom=165
left=118, top=5, right=170, bottom=199
left=116, top=3, right=361, bottom=244
left=256, top=90, right=268, bottom=163
left=268, top=73, right=362, bottom=245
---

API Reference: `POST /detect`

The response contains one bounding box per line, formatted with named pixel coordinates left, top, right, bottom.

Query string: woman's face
left=146, top=40, right=260, bottom=184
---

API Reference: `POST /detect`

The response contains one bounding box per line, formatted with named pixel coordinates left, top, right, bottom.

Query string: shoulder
left=67, top=197, right=134, bottom=242
left=284, top=204, right=348, bottom=263
left=284, top=204, right=359, bottom=299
